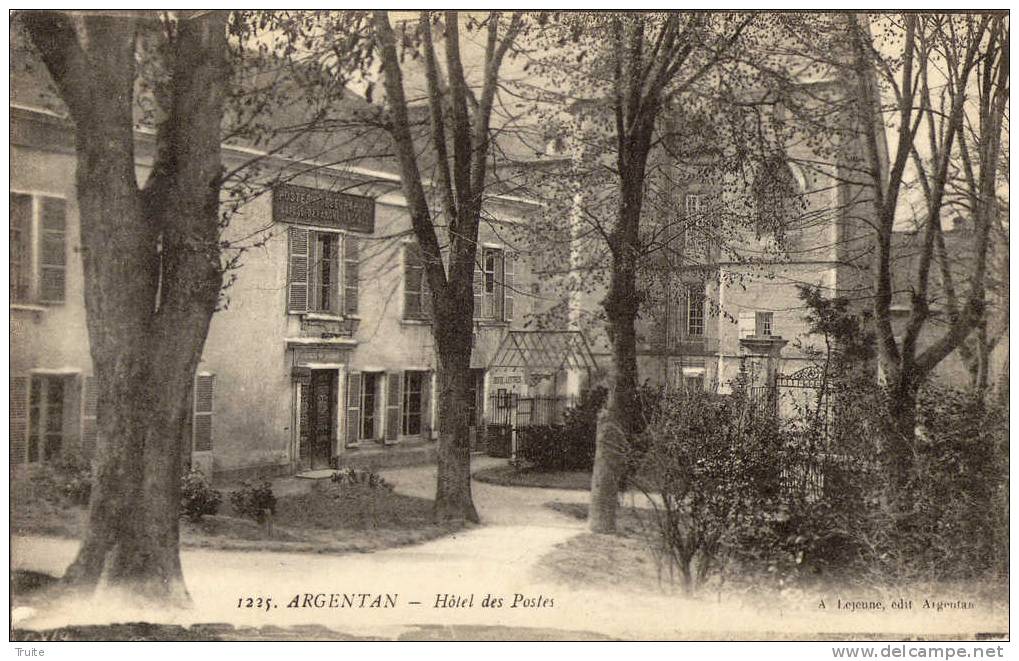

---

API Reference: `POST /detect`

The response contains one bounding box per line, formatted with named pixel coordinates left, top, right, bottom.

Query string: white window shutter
left=287, top=226, right=310, bottom=313
left=192, top=374, right=215, bottom=452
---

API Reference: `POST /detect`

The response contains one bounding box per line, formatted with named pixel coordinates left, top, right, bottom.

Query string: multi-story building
left=9, top=89, right=565, bottom=480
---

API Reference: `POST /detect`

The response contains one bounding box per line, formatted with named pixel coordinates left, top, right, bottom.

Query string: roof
left=488, top=330, right=598, bottom=372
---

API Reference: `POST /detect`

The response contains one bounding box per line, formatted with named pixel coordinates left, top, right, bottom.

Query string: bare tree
left=845, top=13, right=1008, bottom=495
left=372, top=11, right=523, bottom=522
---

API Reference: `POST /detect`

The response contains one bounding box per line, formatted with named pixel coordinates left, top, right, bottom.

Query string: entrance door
left=299, top=370, right=336, bottom=469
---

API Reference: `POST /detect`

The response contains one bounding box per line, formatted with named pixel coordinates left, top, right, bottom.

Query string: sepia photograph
left=7, top=8, right=1010, bottom=647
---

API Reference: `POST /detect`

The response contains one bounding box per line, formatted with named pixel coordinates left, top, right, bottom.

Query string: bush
left=179, top=469, right=222, bottom=522
left=728, top=378, right=1009, bottom=587
left=229, top=480, right=277, bottom=523
left=627, top=388, right=785, bottom=593
left=30, top=448, right=93, bottom=506
left=517, top=387, right=606, bottom=471
left=330, top=467, right=393, bottom=491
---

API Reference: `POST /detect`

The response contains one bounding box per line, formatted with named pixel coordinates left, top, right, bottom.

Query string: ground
left=10, top=455, right=1009, bottom=640
left=12, top=470, right=461, bottom=555
left=472, top=463, right=592, bottom=490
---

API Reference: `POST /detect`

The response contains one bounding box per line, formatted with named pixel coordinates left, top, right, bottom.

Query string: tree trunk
left=24, top=11, right=227, bottom=604
left=881, top=373, right=921, bottom=510
left=590, top=153, right=646, bottom=533
left=432, top=299, right=480, bottom=523
left=589, top=277, right=640, bottom=533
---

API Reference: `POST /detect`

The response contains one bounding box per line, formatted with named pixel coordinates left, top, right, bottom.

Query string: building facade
left=10, top=102, right=555, bottom=480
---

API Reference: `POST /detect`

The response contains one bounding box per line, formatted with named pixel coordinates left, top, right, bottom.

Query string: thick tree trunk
left=590, top=151, right=646, bottom=534
left=24, top=11, right=227, bottom=604
left=434, top=347, right=479, bottom=523
left=590, top=270, right=641, bottom=533
left=432, top=294, right=480, bottom=523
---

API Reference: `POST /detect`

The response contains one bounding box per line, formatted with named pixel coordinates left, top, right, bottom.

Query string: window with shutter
left=345, top=371, right=361, bottom=447
left=344, top=236, right=359, bottom=315
left=39, top=197, right=66, bottom=303
left=402, top=371, right=425, bottom=436
left=476, top=247, right=505, bottom=320
left=28, top=376, right=67, bottom=463
left=81, top=376, right=98, bottom=456
left=10, top=376, right=28, bottom=464
left=287, top=226, right=310, bottom=313
left=192, top=373, right=215, bottom=452
left=385, top=372, right=402, bottom=444
left=403, top=243, right=431, bottom=320
left=10, top=193, right=67, bottom=305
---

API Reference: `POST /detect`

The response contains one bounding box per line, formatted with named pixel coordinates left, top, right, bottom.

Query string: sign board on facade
left=292, top=347, right=350, bottom=367
left=273, top=183, right=375, bottom=234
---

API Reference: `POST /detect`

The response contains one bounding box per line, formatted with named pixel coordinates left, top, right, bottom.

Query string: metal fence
left=485, top=393, right=578, bottom=428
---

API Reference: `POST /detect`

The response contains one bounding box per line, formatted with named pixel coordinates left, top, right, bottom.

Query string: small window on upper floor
left=10, top=192, right=66, bottom=305
left=403, top=243, right=432, bottom=320
left=473, top=246, right=514, bottom=322
left=684, top=193, right=706, bottom=220
left=756, top=311, right=774, bottom=337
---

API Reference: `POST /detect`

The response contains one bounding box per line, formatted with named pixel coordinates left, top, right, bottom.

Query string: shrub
left=229, top=480, right=277, bottom=523
left=179, top=469, right=222, bottom=522
left=516, top=387, right=607, bottom=471
left=734, top=378, right=1009, bottom=587
left=30, top=448, right=93, bottom=506
left=627, top=388, right=784, bottom=593
left=330, top=467, right=393, bottom=491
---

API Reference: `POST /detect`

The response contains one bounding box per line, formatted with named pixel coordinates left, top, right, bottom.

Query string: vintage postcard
left=8, top=8, right=1009, bottom=647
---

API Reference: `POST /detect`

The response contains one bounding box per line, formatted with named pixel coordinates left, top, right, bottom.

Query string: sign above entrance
left=273, top=184, right=375, bottom=234
left=292, top=346, right=350, bottom=367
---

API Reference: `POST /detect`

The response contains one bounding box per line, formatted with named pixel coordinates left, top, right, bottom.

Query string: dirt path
left=11, top=457, right=1005, bottom=639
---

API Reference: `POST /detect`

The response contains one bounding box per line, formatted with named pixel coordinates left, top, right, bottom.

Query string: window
left=361, top=372, right=379, bottom=440
left=756, top=311, right=774, bottom=337
left=10, top=193, right=66, bottom=304
left=685, top=193, right=706, bottom=219
left=402, top=371, right=425, bottom=436
left=313, top=232, right=339, bottom=313
left=473, top=247, right=513, bottom=321
left=684, top=374, right=705, bottom=392
left=287, top=227, right=357, bottom=315
left=403, top=243, right=432, bottom=320
left=686, top=284, right=705, bottom=337
left=483, top=249, right=499, bottom=318
left=28, top=376, right=66, bottom=463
